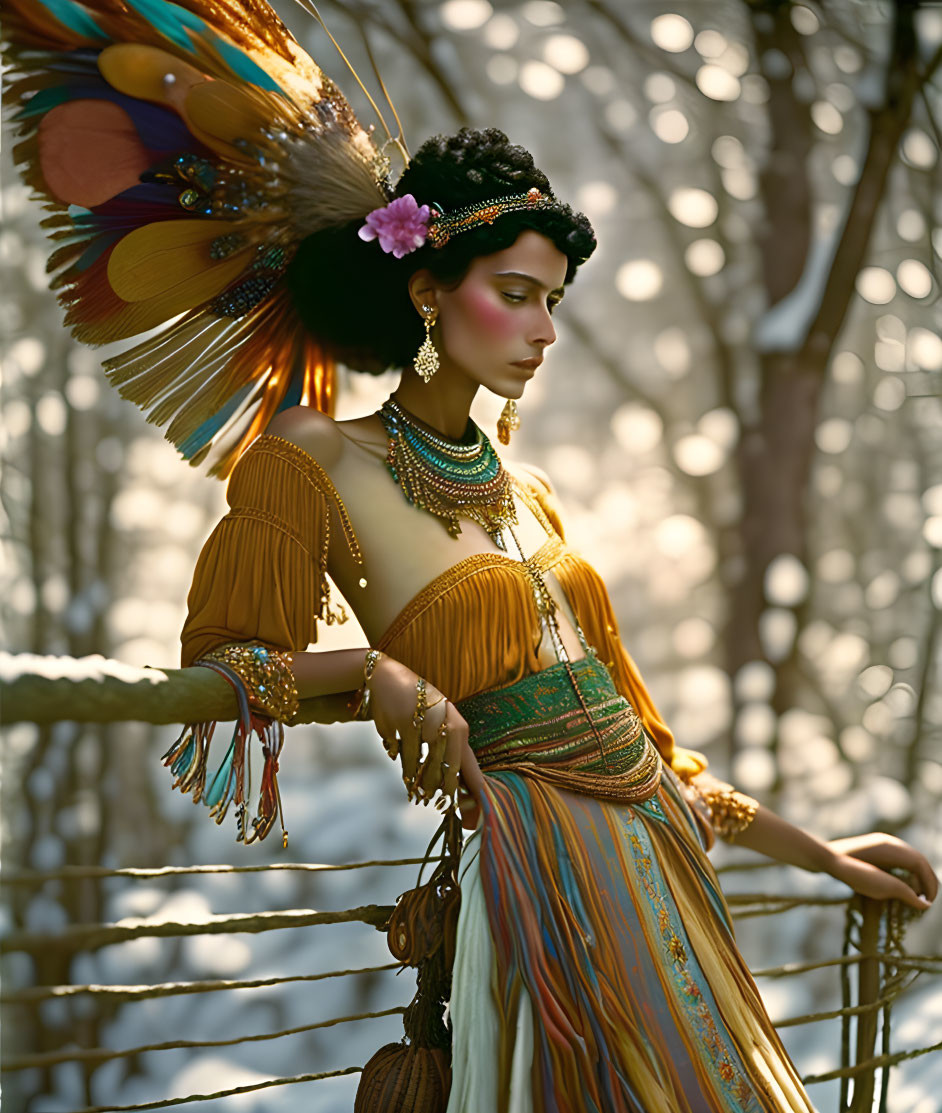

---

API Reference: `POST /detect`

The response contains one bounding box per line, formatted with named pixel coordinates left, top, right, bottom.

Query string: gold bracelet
left=364, top=648, right=383, bottom=683
left=203, top=642, right=299, bottom=721
left=701, top=786, right=759, bottom=841
left=354, top=649, right=383, bottom=720
left=413, top=676, right=428, bottom=730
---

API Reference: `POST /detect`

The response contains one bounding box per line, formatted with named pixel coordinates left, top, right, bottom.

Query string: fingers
left=372, top=709, right=400, bottom=762
left=411, top=702, right=468, bottom=809
left=398, top=722, right=420, bottom=788
left=458, top=736, right=486, bottom=799
left=417, top=711, right=447, bottom=802
left=914, top=857, right=939, bottom=902
left=441, top=726, right=462, bottom=802
left=891, top=875, right=933, bottom=911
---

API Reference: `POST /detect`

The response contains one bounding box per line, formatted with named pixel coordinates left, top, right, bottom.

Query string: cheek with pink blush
left=459, top=286, right=518, bottom=338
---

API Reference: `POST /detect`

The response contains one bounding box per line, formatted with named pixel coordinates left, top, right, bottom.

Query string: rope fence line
left=0, top=893, right=854, bottom=958
left=4, top=1007, right=407, bottom=1072
left=1, top=962, right=403, bottom=1005
left=726, top=894, right=849, bottom=918
left=67, top=1067, right=365, bottom=1113
left=800, top=1039, right=942, bottom=1085
left=7, top=952, right=940, bottom=1006
left=2, top=974, right=916, bottom=1072
left=774, top=987, right=916, bottom=1029
left=2, top=856, right=938, bottom=1111
left=751, top=953, right=942, bottom=979
left=0, top=904, right=395, bottom=954
left=2, top=858, right=429, bottom=885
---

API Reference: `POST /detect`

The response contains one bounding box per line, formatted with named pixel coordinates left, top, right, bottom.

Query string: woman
left=176, top=129, right=936, bottom=1112
left=3, top=0, right=934, bottom=1104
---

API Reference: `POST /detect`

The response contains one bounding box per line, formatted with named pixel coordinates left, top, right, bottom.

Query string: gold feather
left=106, top=219, right=252, bottom=304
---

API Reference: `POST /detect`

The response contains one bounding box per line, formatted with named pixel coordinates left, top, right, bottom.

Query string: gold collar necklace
left=378, top=397, right=517, bottom=547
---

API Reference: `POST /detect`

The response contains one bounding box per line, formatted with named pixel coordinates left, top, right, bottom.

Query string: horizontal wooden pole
left=0, top=652, right=349, bottom=726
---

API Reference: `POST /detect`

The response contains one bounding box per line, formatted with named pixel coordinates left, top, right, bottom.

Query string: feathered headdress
left=2, top=0, right=405, bottom=475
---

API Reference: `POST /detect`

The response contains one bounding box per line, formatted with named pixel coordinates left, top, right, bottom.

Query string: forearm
left=288, top=647, right=368, bottom=700
left=731, top=804, right=837, bottom=874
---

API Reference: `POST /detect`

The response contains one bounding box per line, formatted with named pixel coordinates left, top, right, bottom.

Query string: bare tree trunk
left=727, top=1, right=926, bottom=768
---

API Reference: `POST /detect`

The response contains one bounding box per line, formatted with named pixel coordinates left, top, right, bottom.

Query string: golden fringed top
left=180, top=434, right=363, bottom=667
left=180, top=431, right=707, bottom=775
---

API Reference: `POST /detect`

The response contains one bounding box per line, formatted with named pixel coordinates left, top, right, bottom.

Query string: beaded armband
left=203, top=643, right=299, bottom=721
left=163, top=641, right=298, bottom=847
left=700, top=786, right=759, bottom=841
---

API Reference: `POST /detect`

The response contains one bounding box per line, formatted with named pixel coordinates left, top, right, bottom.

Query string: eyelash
left=502, top=292, right=561, bottom=314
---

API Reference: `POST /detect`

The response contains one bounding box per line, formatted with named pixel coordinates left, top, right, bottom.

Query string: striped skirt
left=448, top=656, right=816, bottom=1113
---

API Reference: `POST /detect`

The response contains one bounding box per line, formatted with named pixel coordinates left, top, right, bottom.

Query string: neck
left=393, top=365, right=479, bottom=440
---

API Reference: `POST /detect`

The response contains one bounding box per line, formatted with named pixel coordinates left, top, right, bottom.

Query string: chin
left=491, top=378, right=528, bottom=400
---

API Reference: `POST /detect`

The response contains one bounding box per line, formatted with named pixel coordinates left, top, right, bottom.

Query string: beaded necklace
left=379, top=397, right=517, bottom=546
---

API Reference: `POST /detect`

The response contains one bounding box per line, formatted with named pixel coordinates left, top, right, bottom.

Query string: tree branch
left=803, top=7, right=927, bottom=364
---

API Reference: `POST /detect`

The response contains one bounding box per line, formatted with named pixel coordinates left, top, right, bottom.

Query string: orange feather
left=38, top=100, right=152, bottom=207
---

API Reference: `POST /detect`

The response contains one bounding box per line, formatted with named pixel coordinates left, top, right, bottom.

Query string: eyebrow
left=494, top=271, right=565, bottom=298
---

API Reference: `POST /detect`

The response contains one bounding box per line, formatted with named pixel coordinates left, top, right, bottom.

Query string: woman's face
left=432, top=230, right=569, bottom=399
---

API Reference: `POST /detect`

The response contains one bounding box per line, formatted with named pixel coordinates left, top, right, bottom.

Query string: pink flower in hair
left=358, top=194, right=432, bottom=258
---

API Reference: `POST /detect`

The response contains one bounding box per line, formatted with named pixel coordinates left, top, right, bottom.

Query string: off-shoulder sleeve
left=180, top=434, right=361, bottom=667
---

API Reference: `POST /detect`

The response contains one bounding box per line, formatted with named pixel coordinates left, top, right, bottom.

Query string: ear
left=407, top=269, right=439, bottom=317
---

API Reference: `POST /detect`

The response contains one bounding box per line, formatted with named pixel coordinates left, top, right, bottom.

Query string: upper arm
left=266, top=406, right=344, bottom=471
left=180, top=413, right=345, bottom=666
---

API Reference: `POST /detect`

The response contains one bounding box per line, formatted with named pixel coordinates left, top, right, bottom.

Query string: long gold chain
left=504, top=522, right=612, bottom=771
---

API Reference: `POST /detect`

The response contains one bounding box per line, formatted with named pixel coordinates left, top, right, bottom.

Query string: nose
left=532, top=303, right=556, bottom=348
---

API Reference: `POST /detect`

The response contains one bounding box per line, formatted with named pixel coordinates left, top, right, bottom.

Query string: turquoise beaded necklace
left=379, top=397, right=517, bottom=546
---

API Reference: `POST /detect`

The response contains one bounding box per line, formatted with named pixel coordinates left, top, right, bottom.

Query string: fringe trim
left=162, top=660, right=288, bottom=846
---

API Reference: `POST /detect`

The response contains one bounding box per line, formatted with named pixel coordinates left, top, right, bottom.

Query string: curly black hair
left=287, top=127, right=596, bottom=372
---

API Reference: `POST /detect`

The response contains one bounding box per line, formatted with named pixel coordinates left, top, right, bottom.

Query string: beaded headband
left=357, top=187, right=555, bottom=259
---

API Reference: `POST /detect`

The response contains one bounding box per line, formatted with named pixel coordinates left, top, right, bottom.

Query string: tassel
left=162, top=659, right=287, bottom=845
left=356, top=814, right=461, bottom=1112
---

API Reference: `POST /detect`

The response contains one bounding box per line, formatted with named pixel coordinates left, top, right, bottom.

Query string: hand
left=367, top=655, right=476, bottom=809
left=827, top=847, right=936, bottom=912
left=827, top=832, right=938, bottom=908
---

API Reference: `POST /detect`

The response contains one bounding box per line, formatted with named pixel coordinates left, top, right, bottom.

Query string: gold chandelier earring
left=497, top=399, right=520, bottom=445
left=414, top=305, right=439, bottom=383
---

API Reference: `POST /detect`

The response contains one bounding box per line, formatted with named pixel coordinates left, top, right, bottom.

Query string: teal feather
left=16, top=85, right=72, bottom=119
left=179, top=382, right=252, bottom=458
left=38, top=0, right=107, bottom=41
left=123, top=0, right=207, bottom=54
left=213, top=38, right=283, bottom=94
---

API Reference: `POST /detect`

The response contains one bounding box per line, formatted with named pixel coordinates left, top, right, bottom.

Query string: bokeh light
left=440, top=0, right=492, bottom=30
left=650, top=13, right=694, bottom=53
left=615, top=259, right=663, bottom=301
left=518, top=60, right=564, bottom=99
left=668, top=188, right=718, bottom=228
left=543, top=33, right=589, bottom=74
left=650, top=107, right=689, bottom=143
left=856, top=266, right=896, bottom=304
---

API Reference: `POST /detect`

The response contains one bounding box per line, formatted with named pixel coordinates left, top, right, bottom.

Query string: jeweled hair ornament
left=358, top=186, right=554, bottom=257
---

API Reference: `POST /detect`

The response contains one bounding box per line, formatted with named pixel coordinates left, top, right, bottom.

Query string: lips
left=511, top=357, right=542, bottom=370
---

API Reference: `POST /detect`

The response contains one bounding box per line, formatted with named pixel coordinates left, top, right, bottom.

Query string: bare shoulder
left=265, top=406, right=344, bottom=470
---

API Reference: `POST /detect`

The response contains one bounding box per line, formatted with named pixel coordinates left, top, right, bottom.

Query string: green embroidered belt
left=455, top=655, right=662, bottom=804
